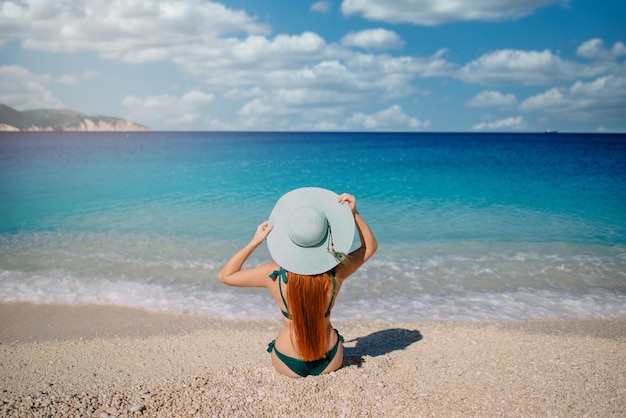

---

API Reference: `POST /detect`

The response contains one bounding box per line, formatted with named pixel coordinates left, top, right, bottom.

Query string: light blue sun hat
left=267, top=187, right=355, bottom=275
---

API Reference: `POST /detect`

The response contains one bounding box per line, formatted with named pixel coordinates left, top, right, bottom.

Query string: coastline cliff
left=0, top=104, right=150, bottom=132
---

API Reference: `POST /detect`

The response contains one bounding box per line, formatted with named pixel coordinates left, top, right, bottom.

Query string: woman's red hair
left=285, top=271, right=332, bottom=361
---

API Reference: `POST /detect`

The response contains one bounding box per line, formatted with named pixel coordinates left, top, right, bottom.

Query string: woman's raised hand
left=251, top=221, right=273, bottom=247
left=338, top=193, right=357, bottom=214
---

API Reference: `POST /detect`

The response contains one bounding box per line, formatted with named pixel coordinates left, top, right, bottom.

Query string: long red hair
left=285, top=271, right=333, bottom=361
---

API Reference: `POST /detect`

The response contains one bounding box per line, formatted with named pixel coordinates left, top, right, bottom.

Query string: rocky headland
left=0, top=104, right=150, bottom=132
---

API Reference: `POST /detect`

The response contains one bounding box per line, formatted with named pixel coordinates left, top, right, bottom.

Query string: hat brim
left=267, top=187, right=355, bottom=275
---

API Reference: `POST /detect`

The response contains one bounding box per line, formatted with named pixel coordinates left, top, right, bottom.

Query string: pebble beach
left=1, top=302, right=624, bottom=417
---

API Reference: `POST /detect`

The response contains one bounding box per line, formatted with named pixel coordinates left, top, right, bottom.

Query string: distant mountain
left=0, top=104, right=150, bottom=132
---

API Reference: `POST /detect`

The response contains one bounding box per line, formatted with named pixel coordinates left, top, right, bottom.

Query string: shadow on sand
left=342, top=328, right=423, bottom=368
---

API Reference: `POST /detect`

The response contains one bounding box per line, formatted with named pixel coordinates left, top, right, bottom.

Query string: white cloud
left=612, top=42, right=626, bottom=57
left=472, top=116, right=526, bottom=131
left=0, top=0, right=269, bottom=60
left=174, top=32, right=331, bottom=87
left=310, top=1, right=332, bottom=13
left=237, top=100, right=430, bottom=131
left=458, top=38, right=625, bottom=87
left=520, top=88, right=567, bottom=112
left=0, top=0, right=457, bottom=130
left=0, top=65, right=64, bottom=110
left=341, top=0, right=567, bottom=26
left=466, top=90, right=517, bottom=108
left=347, top=105, right=430, bottom=131
left=577, top=38, right=626, bottom=60
left=121, top=90, right=215, bottom=127
left=188, top=42, right=451, bottom=129
left=519, top=76, right=626, bottom=121
left=254, top=48, right=450, bottom=95
left=577, top=38, right=606, bottom=59
left=235, top=85, right=365, bottom=130
left=55, top=75, right=79, bottom=85
left=54, top=69, right=99, bottom=85
left=341, top=28, right=404, bottom=50
left=226, top=47, right=450, bottom=130
left=456, top=48, right=604, bottom=86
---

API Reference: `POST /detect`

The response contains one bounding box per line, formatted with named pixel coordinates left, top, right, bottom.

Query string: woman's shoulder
left=260, top=261, right=282, bottom=278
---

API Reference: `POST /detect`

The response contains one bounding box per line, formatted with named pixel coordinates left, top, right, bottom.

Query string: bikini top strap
left=278, top=276, right=291, bottom=319
left=270, top=268, right=291, bottom=319
left=324, top=275, right=336, bottom=318
left=270, top=269, right=336, bottom=319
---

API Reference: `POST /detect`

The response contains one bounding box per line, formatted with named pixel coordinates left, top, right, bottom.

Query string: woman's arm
left=335, top=193, right=378, bottom=281
left=218, top=221, right=275, bottom=287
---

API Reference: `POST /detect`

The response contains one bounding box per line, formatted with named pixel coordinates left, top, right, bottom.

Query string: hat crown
left=288, top=206, right=328, bottom=248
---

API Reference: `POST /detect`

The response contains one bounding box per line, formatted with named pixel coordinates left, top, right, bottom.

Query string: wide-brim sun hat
left=267, top=187, right=355, bottom=275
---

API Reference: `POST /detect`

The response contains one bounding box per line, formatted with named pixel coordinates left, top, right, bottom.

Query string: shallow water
left=1, top=132, right=625, bottom=321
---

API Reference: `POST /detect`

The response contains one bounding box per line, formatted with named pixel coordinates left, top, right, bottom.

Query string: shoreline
left=1, top=302, right=625, bottom=416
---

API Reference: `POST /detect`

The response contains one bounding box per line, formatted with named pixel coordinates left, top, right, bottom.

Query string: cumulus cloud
left=0, top=0, right=458, bottom=130
left=614, top=43, right=626, bottom=57
left=0, top=0, right=269, bottom=60
left=121, top=91, right=215, bottom=127
left=456, top=49, right=602, bottom=86
left=341, top=0, right=567, bottom=26
left=182, top=32, right=328, bottom=80
left=466, top=90, right=517, bottom=108
left=341, top=28, right=404, bottom=50
left=457, top=38, right=625, bottom=87
left=472, top=116, right=526, bottom=131
left=203, top=45, right=451, bottom=129
left=519, top=76, right=626, bottom=121
left=577, top=38, right=626, bottom=60
left=347, top=105, right=430, bottom=131
left=0, top=65, right=64, bottom=110
left=310, top=1, right=332, bottom=13
left=238, top=101, right=429, bottom=131
left=235, top=85, right=369, bottom=130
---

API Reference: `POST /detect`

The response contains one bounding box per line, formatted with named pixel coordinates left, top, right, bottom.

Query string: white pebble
left=129, top=404, right=145, bottom=412
left=105, top=406, right=118, bottom=415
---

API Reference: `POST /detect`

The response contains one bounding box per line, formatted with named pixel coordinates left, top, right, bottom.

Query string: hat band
left=291, top=224, right=328, bottom=248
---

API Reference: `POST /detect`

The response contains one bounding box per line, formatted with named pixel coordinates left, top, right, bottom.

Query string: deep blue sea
left=1, top=131, right=625, bottom=321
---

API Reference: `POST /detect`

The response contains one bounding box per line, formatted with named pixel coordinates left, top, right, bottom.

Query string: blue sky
left=0, top=0, right=624, bottom=132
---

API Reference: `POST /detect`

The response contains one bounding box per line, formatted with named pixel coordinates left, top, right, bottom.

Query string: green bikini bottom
left=267, top=331, right=344, bottom=377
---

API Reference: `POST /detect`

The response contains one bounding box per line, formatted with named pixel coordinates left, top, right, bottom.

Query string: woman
left=218, top=187, right=377, bottom=377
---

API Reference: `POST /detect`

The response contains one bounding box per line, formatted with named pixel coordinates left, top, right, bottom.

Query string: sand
left=1, top=303, right=624, bottom=417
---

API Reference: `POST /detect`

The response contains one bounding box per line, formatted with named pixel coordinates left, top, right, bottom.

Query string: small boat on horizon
left=545, top=129, right=558, bottom=134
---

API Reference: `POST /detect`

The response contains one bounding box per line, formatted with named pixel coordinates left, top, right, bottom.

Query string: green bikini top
left=269, top=268, right=336, bottom=320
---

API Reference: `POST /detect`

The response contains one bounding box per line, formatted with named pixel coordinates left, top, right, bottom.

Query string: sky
left=0, top=0, right=625, bottom=132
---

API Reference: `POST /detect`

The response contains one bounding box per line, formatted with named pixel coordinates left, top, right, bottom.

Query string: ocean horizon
left=1, top=131, right=625, bottom=321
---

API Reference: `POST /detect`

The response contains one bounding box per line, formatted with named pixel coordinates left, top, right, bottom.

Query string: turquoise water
left=1, top=132, right=625, bottom=321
